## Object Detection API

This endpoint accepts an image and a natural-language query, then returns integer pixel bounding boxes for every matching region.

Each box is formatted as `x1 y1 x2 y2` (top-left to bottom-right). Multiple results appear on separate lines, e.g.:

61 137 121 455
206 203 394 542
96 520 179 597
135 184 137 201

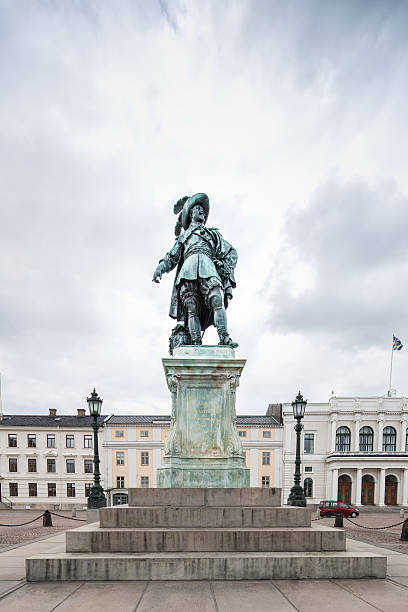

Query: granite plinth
157 345 249 488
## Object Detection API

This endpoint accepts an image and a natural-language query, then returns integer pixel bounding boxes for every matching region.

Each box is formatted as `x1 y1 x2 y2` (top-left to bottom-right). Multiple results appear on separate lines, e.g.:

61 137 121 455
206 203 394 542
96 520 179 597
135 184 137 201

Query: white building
0 409 106 509
283 396 408 507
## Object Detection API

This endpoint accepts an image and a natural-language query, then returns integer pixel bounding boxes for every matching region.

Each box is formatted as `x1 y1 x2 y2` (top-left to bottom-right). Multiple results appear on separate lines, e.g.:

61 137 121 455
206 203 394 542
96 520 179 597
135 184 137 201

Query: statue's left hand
152 266 162 283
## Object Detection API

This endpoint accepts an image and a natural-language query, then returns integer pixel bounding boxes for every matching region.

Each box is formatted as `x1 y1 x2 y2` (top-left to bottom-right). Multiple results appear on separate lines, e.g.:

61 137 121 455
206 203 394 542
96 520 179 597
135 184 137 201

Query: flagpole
388 336 394 397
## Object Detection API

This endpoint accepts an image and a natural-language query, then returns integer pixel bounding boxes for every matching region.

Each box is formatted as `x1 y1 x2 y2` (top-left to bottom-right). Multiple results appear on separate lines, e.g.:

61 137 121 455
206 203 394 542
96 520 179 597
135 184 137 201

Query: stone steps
128 487 281 507
66 525 345 553
99 505 311 528
26 551 386 581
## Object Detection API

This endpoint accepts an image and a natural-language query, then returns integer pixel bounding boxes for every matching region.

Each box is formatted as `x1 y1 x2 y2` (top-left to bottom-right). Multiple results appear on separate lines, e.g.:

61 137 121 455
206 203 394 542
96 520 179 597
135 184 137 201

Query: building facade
102 406 283 505
283 396 408 507
0 409 105 509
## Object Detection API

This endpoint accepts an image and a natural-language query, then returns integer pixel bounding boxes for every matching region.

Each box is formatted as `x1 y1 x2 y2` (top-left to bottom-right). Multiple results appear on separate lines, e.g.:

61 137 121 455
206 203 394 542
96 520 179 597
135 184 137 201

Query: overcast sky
1 0 408 416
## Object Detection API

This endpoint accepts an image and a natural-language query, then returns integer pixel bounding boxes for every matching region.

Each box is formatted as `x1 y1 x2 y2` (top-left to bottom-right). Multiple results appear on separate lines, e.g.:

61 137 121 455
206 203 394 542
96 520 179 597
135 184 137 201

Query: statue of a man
153 193 238 351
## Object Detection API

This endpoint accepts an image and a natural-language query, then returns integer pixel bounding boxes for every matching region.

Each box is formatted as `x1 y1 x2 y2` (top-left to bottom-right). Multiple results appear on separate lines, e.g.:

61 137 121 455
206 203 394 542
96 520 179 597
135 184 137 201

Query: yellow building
103 405 282 505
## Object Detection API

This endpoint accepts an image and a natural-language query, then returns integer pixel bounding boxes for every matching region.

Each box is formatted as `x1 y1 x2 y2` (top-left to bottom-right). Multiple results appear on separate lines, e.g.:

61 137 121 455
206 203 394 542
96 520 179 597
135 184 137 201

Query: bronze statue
153 193 238 353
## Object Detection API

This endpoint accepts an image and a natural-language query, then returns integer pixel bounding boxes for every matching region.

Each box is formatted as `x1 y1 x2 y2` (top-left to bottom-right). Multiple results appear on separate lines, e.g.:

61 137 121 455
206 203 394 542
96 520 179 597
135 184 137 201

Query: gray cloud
267 178 408 349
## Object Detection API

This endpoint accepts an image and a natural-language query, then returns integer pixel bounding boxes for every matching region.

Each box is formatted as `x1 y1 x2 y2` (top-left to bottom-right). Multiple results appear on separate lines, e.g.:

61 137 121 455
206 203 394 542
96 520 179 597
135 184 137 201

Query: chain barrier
0 513 46 527
345 516 408 530
49 512 86 522
0 511 87 527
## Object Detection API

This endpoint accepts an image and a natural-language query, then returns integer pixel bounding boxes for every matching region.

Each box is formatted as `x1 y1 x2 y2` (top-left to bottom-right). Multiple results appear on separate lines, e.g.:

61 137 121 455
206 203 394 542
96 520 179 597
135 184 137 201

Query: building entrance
385 475 398 505
361 475 375 505
338 474 352 504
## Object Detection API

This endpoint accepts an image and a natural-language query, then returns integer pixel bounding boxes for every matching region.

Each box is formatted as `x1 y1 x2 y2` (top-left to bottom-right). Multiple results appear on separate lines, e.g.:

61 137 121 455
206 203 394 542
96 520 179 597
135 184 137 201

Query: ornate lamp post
287 391 307 507
87 388 107 509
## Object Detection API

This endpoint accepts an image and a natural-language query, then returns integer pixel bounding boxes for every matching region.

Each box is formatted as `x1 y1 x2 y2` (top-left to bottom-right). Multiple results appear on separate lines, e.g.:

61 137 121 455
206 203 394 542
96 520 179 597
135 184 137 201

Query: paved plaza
0 524 407 611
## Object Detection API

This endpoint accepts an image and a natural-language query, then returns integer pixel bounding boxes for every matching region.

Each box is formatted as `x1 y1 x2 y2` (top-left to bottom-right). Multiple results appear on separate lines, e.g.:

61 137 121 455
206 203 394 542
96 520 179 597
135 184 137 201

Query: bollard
400 519 408 541
43 510 53 527
334 511 344 528
71 507 76 518
400 508 405 519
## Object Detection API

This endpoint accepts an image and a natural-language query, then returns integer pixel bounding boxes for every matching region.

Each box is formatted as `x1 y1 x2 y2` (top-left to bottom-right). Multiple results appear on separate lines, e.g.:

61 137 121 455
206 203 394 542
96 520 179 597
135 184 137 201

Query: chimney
77 408 86 417
49 408 57 417
265 403 282 424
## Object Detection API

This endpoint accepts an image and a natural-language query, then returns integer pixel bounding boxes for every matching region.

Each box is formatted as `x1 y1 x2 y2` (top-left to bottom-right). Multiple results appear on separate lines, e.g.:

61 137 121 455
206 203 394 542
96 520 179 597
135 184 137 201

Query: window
47 434 55 448
305 466 312 473
141 452 149 465
28 458 37 473
84 434 92 448
66 435 75 448
9 458 17 472
242 451 246 463
27 434 36 448
140 476 149 488
85 483 92 497
9 483 18 496
48 483 56 497
304 433 315 454
261 476 270 488
383 426 397 452
8 434 17 447
406 427 408 452
29 483 37 497
84 460 93 473
238 430 247 437
140 430 149 437
67 483 75 497
336 426 351 452
359 426 374 452
47 458 56 473
117 476 125 489
262 451 270 465
115 430 124 438
66 459 75 473
116 452 125 465
304 477 313 497
263 431 271 438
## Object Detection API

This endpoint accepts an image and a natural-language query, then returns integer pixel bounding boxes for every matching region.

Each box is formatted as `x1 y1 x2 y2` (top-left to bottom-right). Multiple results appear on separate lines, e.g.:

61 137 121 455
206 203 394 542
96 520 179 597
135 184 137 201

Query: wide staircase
26 488 386 581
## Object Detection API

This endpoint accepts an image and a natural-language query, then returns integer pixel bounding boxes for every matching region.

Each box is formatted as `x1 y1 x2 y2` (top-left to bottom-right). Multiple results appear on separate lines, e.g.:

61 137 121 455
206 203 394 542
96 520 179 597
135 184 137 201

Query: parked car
319 500 359 518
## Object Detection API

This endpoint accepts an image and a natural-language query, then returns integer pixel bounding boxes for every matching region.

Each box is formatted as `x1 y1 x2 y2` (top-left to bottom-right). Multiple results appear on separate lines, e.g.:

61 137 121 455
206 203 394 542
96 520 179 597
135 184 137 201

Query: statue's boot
214 305 238 348
187 313 202 345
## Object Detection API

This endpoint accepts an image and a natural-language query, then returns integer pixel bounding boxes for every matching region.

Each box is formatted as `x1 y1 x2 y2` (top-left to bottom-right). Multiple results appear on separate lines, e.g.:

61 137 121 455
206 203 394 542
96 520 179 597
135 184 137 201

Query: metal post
287 417 307 507
87 414 107 509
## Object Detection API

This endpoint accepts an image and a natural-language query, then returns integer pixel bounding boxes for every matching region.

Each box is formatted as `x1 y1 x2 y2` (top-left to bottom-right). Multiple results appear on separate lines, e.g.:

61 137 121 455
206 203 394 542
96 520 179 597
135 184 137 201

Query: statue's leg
208 287 238 348
180 282 202 345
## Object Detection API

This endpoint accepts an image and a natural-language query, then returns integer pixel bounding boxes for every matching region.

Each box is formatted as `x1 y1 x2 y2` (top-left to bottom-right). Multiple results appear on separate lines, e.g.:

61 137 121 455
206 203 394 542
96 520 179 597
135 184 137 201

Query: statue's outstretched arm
152 240 181 283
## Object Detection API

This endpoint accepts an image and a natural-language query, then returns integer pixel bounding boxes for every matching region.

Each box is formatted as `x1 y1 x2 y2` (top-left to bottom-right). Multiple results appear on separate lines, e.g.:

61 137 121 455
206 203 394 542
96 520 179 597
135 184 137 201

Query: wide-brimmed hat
181 193 210 230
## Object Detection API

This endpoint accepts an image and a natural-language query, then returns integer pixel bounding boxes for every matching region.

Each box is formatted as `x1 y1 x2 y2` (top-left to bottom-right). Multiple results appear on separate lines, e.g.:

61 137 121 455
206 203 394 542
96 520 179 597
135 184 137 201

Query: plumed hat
173 193 210 236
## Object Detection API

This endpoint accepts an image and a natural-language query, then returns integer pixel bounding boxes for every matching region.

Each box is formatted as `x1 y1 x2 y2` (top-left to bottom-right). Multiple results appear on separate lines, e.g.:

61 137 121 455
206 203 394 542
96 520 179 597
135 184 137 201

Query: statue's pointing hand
152 264 163 283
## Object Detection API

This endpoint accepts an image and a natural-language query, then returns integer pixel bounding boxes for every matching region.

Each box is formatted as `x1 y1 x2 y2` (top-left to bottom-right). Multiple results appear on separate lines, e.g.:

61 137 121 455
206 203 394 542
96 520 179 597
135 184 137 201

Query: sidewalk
0 529 407 611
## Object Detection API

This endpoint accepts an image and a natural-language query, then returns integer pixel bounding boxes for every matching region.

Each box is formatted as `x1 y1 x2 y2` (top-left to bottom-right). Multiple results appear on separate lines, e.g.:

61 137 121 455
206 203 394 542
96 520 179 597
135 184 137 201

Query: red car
319 500 359 518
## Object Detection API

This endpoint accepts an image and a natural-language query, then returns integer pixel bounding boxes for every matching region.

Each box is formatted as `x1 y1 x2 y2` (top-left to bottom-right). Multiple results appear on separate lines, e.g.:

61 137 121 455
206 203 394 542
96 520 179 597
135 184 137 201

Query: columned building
283 396 408 507
102 406 283 504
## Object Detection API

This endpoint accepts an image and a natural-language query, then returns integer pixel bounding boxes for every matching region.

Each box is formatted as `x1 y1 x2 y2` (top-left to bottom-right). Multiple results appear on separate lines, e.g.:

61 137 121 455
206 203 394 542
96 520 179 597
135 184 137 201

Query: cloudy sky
1 0 408 416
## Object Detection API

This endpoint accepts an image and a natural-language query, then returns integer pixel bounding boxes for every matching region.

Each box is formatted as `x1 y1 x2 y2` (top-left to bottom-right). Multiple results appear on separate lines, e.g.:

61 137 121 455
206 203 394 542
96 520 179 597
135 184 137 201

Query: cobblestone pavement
0 510 87 549
318 511 408 552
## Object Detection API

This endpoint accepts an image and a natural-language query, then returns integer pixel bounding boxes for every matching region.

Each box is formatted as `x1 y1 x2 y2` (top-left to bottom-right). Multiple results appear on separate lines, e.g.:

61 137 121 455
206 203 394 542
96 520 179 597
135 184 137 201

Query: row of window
7 458 94 474
302 427 408 454
238 430 272 438
116 451 150 465
335 426 407 452
8 482 92 497
114 430 149 437
7 434 93 449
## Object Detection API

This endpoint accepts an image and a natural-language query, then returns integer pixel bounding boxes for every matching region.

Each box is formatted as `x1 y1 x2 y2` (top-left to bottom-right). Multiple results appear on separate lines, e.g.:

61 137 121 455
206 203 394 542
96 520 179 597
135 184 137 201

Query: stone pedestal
157 345 249 488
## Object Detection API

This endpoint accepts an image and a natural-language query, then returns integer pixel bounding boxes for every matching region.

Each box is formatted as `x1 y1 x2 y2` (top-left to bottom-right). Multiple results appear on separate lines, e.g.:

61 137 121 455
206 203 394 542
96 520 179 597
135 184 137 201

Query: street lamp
87 388 107 509
287 391 307 507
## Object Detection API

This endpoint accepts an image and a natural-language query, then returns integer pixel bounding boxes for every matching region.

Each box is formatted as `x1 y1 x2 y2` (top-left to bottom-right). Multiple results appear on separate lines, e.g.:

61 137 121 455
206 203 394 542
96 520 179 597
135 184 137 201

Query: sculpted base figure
153 193 238 353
